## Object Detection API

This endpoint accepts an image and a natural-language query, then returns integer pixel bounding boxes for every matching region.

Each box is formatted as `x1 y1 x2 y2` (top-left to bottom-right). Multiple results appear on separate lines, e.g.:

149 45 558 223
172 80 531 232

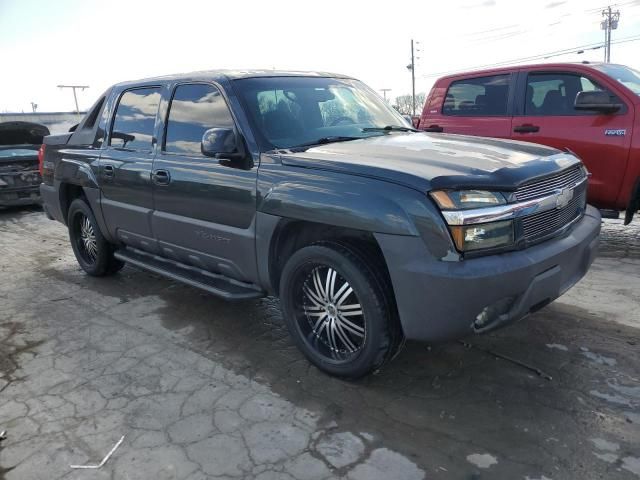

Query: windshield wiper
288 136 363 150
362 125 419 133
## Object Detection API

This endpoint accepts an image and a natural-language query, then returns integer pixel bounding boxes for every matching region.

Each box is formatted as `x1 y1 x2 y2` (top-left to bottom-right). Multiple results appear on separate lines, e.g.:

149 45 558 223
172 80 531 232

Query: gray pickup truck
40 70 600 378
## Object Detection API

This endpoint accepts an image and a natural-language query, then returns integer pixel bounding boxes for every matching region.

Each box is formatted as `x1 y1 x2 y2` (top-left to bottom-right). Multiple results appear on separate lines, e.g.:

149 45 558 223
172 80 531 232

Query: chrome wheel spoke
336 286 353 307
327 319 339 352
338 314 365 337
303 285 325 308
339 309 363 317
312 268 327 301
313 314 328 332
333 320 357 352
326 268 337 301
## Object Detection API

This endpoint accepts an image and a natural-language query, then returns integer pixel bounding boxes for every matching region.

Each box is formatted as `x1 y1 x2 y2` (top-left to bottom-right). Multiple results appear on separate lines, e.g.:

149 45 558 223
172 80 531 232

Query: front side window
525 73 619 116
233 76 408 150
443 75 510 116
110 87 161 150
593 64 640 96
164 83 235 155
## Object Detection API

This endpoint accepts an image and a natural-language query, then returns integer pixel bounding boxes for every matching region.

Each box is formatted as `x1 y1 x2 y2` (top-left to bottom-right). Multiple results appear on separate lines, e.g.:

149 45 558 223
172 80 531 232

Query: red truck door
420 73 514 138
511 69 633 209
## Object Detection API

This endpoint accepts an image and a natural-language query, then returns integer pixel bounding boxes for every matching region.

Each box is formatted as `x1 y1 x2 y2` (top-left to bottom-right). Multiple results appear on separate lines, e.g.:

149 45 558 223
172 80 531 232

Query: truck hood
278 133 579 191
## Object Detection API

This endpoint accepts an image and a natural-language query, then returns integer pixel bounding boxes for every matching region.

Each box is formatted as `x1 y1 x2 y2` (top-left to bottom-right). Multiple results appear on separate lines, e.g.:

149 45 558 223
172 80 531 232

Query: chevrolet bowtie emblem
555 187 574 209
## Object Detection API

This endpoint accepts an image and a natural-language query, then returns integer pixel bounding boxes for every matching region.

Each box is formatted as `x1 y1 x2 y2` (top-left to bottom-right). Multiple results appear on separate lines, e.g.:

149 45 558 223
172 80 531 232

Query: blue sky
1 0 639 112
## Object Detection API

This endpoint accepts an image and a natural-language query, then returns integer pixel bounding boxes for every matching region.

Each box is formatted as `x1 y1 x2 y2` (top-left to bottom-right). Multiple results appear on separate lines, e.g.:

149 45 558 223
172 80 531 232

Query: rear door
420 73 514 138
99 86 161 252
511 69 633 208
151 82 258 282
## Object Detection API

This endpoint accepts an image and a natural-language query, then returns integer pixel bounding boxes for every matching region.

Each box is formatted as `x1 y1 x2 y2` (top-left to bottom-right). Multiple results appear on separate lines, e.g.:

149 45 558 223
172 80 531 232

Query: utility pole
601 6 620 63
57 85 89 119
379 88 391 102
406 39 416 116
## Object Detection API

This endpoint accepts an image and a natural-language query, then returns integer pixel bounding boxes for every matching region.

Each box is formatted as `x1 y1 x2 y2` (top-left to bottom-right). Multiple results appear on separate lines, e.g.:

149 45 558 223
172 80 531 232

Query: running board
114 247 265 301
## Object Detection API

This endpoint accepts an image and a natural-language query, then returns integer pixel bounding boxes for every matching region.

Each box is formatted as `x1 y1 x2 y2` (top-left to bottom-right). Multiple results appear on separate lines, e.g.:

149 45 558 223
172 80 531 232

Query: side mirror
574 91 622 113
201 128 243 160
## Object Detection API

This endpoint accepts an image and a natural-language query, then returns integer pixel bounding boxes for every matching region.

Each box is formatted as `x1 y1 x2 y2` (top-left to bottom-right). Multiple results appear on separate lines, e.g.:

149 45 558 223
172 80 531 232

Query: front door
99 86 161 252
511 70 633 208
422 73 514 138
151 82 258 282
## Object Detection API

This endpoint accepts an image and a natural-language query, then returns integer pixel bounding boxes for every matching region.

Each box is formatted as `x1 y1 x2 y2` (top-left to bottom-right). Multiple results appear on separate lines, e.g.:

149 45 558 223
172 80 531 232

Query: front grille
521 188 587 242
515 165 585 201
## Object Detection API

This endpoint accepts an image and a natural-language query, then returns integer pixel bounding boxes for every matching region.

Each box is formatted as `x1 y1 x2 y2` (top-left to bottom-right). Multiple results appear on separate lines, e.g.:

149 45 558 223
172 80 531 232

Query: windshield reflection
233 77 409 150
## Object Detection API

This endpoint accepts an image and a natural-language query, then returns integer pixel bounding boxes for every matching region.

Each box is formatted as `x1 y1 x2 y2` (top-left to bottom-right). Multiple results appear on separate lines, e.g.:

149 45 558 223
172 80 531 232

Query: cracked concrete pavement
0 207 639 479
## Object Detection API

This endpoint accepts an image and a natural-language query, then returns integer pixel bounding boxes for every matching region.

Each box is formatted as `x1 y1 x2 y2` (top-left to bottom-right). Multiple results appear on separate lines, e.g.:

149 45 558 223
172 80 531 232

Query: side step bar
114 247 265 301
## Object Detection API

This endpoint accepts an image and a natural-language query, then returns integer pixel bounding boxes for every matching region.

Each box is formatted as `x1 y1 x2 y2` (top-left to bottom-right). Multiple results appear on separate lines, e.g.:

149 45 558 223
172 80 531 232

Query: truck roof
113 69 353 88
436 62 621 81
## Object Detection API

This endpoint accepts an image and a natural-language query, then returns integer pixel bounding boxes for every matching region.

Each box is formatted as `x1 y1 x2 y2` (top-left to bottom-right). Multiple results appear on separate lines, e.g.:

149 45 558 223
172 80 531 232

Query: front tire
67 198 124 276
279 243 400 379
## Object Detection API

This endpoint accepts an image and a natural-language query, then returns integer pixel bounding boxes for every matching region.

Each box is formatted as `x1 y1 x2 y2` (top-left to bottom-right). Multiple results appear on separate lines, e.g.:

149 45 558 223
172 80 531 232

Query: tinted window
233 76 406 150
443 75 510 116
83 97 105 130
110 87 161 150
525 73 618 116
164 84 234 155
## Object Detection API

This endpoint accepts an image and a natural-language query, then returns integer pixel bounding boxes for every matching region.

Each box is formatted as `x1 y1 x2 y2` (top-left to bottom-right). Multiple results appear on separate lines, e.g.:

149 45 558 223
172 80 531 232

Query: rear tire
279 242 401 379
67 198 124 276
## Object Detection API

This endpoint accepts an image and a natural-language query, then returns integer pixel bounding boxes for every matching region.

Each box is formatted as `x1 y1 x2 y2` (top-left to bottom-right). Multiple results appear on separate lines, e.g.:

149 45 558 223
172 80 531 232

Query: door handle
423 125 444 133
152 169 171 185
513 124 540 133
103 165 114 178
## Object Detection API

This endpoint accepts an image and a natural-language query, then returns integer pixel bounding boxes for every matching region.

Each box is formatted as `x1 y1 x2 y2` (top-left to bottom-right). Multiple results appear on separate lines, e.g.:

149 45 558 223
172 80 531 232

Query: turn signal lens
449 220 514 252
430 190 507 210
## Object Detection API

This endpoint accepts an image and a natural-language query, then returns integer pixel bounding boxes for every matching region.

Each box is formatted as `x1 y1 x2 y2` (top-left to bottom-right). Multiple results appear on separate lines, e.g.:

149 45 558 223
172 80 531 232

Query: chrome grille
516 165 585 201
521 188 587 242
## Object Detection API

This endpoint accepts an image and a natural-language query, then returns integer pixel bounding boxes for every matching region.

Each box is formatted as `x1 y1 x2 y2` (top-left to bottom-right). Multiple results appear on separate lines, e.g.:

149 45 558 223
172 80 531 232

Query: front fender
259 171 428 236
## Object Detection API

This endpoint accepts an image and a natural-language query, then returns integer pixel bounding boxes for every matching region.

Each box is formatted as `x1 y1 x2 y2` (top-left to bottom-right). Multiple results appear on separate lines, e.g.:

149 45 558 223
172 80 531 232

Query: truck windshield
233 76 410 150
593 64 640 96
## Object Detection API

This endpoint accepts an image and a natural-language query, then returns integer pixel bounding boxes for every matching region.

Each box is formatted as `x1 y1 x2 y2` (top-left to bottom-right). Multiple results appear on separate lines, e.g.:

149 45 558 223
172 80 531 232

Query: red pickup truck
418 62 640 223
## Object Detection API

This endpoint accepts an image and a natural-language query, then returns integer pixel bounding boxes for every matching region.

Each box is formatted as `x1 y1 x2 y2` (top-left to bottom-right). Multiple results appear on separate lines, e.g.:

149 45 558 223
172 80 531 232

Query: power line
420 34 640 78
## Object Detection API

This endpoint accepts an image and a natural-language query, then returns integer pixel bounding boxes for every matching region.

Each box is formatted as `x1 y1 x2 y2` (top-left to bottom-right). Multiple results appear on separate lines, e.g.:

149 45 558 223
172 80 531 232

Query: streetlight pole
409 39 416 116
57 85 89 119
379 88 391 102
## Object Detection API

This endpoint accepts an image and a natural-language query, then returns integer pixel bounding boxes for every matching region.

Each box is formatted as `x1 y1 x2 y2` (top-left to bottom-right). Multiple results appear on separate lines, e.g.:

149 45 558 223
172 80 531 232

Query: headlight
449 220 514 252
430 190 514 252
430 190 507 210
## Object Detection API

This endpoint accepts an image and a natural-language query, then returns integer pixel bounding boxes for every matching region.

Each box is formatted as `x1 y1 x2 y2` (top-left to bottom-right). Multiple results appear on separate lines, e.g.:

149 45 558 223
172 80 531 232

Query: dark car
40 70 600 378
0 121 49 207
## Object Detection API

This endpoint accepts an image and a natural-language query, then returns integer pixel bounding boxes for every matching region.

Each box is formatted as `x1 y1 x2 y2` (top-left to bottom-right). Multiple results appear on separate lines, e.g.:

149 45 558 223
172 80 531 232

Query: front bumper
376 205 601 342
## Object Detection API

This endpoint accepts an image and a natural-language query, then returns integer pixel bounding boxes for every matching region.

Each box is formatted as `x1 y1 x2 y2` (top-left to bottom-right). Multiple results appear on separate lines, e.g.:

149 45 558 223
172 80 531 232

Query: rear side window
110 87 161 150
164 83 235 155
525 73 618 116
443 75 510 116
83 97 105 130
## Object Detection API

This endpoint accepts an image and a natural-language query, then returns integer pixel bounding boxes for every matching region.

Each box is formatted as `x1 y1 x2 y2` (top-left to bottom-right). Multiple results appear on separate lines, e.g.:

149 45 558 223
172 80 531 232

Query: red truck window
525 73 620 116
443 75 509 116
